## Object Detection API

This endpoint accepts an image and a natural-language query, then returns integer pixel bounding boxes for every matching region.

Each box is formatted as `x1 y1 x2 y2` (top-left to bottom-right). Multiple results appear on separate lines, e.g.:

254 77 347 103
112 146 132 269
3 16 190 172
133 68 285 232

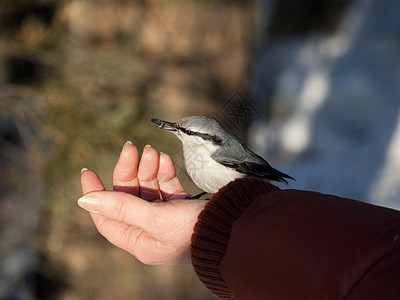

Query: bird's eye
186 130 192 135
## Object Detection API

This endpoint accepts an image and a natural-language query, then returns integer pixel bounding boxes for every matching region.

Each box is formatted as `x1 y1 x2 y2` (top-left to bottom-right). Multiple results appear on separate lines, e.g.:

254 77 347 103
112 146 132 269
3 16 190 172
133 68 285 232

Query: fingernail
144 144 152 150
77 193 100 213
81 167 88 174
124 140 133 146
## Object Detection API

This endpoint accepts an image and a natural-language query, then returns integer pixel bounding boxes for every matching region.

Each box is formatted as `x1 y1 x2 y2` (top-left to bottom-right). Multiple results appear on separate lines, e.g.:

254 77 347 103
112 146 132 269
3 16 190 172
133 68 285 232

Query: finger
137 145 160 201
158 153 190 200
88 213 155 260
113 142 140 195
77 190 152 231
81 169 106 194
77 191 207 265
89 216 166 265
77 190 171 264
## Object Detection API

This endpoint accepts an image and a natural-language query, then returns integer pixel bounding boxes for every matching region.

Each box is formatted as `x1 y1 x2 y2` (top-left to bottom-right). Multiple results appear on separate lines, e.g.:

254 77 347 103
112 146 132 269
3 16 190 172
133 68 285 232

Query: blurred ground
3 0 398 299
0 0 254 299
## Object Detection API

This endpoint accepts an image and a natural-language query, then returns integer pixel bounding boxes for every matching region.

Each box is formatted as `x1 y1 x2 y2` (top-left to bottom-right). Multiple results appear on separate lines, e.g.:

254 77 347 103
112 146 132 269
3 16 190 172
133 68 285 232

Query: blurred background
1 0 399 299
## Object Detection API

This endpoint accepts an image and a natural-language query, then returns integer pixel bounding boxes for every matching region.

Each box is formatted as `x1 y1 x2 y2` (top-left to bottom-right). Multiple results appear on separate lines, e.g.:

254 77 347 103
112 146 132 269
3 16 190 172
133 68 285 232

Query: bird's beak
151 118 178 132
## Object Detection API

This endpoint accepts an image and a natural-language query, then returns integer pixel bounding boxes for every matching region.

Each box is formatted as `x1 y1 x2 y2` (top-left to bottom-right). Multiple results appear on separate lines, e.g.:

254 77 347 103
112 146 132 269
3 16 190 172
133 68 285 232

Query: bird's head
151 116 224 147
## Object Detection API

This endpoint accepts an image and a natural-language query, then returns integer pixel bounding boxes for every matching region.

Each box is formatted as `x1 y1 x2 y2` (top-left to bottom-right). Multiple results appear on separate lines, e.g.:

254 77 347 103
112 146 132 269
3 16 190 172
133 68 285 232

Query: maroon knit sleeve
190 178 280 299
191 178 400 300
218 190 400 299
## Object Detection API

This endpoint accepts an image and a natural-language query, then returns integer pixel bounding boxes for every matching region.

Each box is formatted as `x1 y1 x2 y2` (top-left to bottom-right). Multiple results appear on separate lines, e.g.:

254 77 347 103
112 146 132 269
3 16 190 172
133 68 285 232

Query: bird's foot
185 191 208 199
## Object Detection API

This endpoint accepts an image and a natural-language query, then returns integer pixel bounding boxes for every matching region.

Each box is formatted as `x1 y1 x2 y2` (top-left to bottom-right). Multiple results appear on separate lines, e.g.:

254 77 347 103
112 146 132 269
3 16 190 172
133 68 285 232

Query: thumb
77 190 152 229
78 190 160 262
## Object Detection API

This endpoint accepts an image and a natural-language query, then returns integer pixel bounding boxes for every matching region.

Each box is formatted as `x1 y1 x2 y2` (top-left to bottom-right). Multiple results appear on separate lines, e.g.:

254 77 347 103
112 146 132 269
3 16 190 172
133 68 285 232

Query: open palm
79 142 207 264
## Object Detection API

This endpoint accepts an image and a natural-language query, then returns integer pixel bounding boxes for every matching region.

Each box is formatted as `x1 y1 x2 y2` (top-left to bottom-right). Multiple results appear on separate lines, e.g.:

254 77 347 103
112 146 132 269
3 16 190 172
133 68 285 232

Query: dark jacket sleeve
191 177 400 300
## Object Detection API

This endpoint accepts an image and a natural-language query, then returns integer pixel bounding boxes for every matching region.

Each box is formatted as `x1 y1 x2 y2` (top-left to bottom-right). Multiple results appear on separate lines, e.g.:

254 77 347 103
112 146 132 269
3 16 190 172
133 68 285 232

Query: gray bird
151 116 294 195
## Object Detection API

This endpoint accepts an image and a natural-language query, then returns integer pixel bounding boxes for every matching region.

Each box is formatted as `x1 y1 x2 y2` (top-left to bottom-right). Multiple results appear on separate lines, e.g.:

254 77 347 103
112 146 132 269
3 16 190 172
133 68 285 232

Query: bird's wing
213 155 273 176
212 152 293 185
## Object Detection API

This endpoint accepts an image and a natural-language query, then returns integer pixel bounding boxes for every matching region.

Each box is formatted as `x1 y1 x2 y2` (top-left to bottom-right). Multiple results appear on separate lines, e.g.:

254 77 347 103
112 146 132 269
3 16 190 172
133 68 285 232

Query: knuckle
111 194 128 222
129 235 158 265
95 215 109 233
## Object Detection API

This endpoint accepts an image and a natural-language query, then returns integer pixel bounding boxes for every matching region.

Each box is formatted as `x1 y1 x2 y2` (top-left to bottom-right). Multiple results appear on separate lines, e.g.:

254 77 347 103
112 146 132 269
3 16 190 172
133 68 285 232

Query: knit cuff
191 177 280 299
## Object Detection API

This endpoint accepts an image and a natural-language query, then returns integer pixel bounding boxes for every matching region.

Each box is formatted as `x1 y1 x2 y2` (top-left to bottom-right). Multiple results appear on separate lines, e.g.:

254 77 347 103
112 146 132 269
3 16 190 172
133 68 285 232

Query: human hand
78 142 207 264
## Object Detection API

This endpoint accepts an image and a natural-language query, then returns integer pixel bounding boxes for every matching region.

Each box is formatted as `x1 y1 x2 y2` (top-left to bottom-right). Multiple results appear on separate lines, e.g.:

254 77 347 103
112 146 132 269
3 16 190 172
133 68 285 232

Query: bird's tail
267 169 295 185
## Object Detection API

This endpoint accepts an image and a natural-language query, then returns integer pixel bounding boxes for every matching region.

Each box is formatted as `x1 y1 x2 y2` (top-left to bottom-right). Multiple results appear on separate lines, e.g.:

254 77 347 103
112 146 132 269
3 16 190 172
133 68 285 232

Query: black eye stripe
177 126 222 145
177 126 190 135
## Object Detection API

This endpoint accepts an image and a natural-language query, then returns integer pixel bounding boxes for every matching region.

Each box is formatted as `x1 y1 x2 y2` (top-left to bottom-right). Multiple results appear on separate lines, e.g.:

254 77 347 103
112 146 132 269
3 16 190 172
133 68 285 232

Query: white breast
179 135 246 193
